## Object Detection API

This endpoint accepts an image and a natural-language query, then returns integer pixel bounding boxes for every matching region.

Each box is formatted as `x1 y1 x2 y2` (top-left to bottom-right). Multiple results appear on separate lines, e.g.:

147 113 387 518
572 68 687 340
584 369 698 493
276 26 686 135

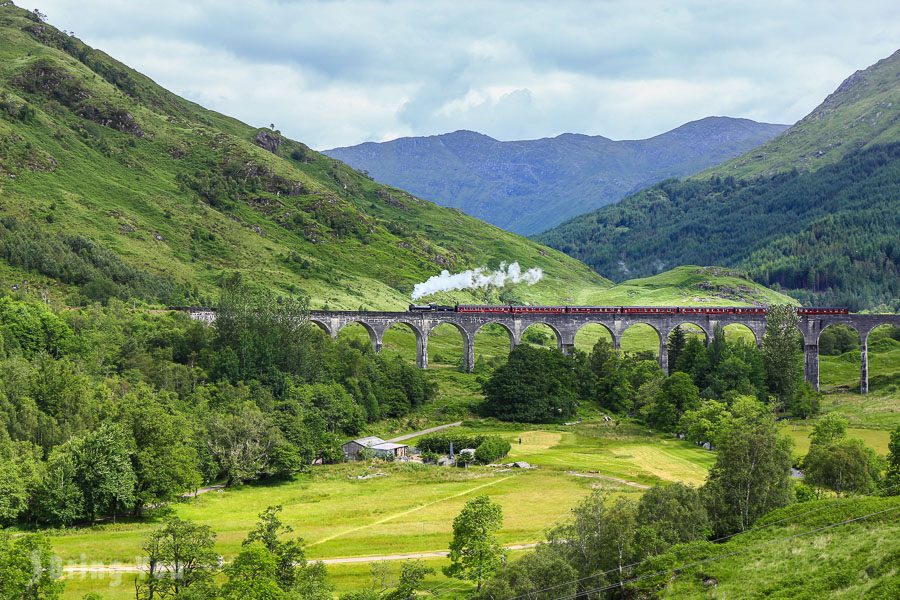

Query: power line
505 483 900 600
502 498 831 600
550 504 900 600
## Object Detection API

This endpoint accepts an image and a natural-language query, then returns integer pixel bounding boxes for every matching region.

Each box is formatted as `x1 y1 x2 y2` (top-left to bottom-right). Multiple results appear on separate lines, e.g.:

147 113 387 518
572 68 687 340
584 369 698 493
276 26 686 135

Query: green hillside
639 496 900 598
711 50 900 178
537 51 900 310
0 2 610 310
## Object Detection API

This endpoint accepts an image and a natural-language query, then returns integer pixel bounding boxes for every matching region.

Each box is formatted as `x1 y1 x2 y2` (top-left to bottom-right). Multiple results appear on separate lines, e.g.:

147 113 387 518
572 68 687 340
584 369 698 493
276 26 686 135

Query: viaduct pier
182 308 899 394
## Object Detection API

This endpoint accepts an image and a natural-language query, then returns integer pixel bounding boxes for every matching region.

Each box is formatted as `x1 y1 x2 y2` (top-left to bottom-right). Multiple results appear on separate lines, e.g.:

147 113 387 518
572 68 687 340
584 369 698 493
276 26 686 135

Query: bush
474 437 512 464
419 451 439 464
416 433 510 464
417 433 489 454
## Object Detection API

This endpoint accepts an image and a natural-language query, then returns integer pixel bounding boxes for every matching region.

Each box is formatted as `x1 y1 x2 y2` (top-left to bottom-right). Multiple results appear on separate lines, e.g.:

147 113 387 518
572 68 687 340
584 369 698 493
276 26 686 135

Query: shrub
417 433 488 454
474 437 511 464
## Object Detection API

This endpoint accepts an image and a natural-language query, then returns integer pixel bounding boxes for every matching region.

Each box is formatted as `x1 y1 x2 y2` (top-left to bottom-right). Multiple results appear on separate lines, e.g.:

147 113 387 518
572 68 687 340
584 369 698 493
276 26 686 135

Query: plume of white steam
411 262 543 300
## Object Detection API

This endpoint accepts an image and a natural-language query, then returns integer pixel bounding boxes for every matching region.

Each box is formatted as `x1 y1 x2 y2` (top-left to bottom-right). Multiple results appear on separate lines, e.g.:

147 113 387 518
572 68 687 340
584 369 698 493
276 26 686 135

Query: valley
47 327 900 600
45 318 900 599
0 3 897 600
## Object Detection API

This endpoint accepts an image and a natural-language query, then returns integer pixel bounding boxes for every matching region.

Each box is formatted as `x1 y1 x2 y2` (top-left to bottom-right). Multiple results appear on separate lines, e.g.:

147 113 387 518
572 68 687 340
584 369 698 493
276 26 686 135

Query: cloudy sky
25 0 900 150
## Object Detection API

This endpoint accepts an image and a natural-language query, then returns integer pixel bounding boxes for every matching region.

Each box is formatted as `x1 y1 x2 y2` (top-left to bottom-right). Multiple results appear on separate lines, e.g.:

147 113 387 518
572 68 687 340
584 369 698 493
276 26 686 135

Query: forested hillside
540 143 900 310
538 50 900 310
0 2 607 310
324 118 787 235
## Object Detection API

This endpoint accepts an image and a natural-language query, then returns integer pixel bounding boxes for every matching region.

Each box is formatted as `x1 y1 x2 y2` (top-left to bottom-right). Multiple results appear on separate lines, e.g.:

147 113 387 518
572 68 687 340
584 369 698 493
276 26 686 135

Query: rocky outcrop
253 129 282 154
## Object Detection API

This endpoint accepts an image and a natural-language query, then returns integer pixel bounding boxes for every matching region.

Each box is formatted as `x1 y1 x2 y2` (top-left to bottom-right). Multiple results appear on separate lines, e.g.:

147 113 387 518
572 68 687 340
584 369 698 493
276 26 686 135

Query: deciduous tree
804 438 881 496
702 417 793 537
644 372 700 432
137 517 218 600
445 495 505 591
0 532 63 600
634 483 710 557
482 346 579 423
72 423 136 522
809 413 848 447
884 425 900 495
762 305 804 410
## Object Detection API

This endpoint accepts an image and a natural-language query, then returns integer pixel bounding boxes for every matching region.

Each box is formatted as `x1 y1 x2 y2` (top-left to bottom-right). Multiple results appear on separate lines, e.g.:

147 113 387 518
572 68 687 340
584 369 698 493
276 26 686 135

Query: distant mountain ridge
324 117 788 235
536 50 900 311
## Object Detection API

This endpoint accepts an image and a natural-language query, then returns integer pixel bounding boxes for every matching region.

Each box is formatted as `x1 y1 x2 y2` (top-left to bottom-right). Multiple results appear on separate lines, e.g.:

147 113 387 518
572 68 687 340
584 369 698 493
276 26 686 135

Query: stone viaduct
180 308 899 394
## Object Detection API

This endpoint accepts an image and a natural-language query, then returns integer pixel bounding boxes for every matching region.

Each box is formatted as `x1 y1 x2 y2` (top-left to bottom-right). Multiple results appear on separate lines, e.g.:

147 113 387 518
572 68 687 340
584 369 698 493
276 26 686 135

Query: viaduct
183 308 899 394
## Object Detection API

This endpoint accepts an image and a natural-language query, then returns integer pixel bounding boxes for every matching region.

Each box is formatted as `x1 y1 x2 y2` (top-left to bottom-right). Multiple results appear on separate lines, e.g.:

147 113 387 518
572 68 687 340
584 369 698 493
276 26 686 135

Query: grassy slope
0 4 804 312
708 50 900 179
536 51 900 309
0 2 609 309
654 496 900 599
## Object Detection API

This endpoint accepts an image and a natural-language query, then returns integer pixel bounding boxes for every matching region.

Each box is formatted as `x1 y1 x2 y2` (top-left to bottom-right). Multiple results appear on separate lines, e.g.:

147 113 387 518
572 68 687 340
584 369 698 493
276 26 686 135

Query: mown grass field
51 417 717 599
50 421 713 563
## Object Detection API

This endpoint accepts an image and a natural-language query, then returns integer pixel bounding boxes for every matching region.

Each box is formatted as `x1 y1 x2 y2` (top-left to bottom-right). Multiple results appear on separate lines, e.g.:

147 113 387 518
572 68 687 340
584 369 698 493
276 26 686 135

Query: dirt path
182 484 226 498
566 471 650 489
61 542 540 573
388 421 462 443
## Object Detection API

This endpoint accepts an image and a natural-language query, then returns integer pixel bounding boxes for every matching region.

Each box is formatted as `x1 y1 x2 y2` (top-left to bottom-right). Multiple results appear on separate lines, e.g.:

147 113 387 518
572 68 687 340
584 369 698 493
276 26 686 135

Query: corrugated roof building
342 436 409 460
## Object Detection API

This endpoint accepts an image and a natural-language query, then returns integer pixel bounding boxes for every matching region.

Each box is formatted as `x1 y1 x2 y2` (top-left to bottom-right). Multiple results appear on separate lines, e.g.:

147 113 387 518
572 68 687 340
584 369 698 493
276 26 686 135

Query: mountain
323 117 788 235
537 50 900 311
0 2 613 310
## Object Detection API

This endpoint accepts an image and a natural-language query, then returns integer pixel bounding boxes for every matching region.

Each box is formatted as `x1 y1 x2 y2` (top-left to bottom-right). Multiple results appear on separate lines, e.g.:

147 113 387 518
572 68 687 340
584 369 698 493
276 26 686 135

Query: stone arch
519 321 563 349
475 321 516 352
862 323 900 394
670 321 711 344
337 320 379 352
863 322 898 345
666 322 711 375
309 318 333 338
816 322 862 393
816 322 861 349
721 322 760 346
382 320 428 369
620 322 666 373
619 322 663 352
573 321 617 352
427 321 471 370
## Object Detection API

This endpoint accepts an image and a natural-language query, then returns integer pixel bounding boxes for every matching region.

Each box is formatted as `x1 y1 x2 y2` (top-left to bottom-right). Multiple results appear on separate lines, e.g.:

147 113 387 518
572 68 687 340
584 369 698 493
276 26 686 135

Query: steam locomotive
407 304 849 315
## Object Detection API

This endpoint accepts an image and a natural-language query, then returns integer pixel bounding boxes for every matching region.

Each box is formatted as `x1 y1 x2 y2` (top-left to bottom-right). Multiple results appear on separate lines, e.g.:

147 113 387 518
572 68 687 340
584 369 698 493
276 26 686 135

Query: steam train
408 304 849 316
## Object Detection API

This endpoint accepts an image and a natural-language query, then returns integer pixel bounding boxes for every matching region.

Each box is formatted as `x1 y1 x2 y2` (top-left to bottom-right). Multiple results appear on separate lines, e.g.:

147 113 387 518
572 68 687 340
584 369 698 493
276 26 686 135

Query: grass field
49 419 716 599
778 423 892 457
50 421 713 562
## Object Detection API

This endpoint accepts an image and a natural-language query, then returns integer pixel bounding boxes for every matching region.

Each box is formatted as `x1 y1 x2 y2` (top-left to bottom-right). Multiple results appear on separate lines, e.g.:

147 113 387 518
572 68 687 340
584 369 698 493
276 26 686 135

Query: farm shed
342 436 409 460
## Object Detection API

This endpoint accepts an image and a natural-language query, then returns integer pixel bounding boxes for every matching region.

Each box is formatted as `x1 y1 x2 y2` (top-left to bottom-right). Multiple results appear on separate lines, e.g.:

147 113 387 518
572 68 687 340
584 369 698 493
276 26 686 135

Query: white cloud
22 0 900 149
